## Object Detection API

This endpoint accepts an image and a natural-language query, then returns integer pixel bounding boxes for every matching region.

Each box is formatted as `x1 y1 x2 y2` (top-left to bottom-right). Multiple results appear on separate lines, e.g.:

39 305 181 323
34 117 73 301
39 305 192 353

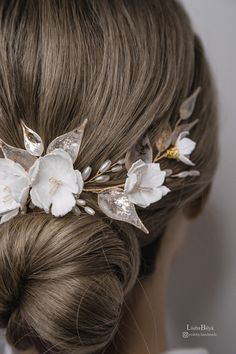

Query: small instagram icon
182 331 189 339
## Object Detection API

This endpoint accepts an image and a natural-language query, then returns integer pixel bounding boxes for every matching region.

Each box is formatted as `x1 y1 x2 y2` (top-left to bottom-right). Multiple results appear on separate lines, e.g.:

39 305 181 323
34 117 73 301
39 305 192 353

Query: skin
116 210 190 354
14 210 190 354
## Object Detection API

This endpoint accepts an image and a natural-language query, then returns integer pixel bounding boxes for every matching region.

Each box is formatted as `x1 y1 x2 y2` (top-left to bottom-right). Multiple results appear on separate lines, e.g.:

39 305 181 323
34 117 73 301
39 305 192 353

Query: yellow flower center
165 147 180 160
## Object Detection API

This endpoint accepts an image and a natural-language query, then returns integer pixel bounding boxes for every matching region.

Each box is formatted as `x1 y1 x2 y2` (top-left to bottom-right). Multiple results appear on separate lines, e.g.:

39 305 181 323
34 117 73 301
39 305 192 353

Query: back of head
0 0 218 353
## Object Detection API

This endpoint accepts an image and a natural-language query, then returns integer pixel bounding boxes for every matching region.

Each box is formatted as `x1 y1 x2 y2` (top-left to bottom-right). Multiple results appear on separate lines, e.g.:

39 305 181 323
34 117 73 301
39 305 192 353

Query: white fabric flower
0 159 30 224
124 159 170 208
175 131 196 166
29 149 84 217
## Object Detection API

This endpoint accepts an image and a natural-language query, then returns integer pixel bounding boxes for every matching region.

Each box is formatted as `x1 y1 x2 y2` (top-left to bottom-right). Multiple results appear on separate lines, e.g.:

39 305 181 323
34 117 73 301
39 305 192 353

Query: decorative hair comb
0 88 201 233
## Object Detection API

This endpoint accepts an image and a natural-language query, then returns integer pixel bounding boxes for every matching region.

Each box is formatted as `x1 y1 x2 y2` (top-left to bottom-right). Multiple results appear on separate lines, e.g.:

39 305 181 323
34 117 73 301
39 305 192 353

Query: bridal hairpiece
0 88 201 233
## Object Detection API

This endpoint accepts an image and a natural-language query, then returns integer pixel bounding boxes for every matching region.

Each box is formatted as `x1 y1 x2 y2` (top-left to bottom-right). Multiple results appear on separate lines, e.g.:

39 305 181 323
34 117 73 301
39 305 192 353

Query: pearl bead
94 175 110 183
117 158 126 165
82 166 92 181
84 206 95 215
99 160 112 173
76 199 86 206
111 165 123 172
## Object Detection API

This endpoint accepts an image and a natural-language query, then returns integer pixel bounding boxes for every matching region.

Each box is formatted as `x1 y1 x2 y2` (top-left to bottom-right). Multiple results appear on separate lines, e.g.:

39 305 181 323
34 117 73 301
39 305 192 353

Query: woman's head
0 0 218 353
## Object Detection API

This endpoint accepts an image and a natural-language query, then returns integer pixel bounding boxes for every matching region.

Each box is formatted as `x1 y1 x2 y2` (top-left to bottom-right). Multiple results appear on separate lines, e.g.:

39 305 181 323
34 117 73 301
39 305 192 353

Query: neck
115 211 189 354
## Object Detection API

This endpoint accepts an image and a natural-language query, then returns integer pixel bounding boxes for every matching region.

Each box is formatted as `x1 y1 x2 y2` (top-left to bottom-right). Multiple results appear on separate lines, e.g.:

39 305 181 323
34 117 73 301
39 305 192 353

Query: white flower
175 131 196 166
0 159 30 224
124 159 170 208
29 149 84 217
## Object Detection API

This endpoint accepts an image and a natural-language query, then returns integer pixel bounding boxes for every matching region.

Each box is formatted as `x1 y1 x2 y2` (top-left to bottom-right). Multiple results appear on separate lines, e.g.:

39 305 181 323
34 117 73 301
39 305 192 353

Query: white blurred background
167 1 236 354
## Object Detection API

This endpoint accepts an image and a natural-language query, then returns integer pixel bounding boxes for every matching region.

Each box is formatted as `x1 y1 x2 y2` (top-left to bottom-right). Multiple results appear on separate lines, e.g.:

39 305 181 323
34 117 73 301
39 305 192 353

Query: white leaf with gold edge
172 119 199 144
179 87 201 120
125 134 153 170
47 119 88 163
98 188 149 234
155 121 172 154
21 120 44 156
0 139 37 171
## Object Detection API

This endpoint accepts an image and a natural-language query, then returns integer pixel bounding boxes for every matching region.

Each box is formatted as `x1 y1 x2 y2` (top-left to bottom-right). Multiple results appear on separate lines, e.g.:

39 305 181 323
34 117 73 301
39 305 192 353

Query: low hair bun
0 213 140 353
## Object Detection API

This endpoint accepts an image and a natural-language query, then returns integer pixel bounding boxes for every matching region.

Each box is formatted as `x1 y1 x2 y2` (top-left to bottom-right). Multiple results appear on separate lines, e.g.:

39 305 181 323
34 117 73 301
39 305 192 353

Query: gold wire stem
83 183 125 194
175 117 182 128
153 153 166 163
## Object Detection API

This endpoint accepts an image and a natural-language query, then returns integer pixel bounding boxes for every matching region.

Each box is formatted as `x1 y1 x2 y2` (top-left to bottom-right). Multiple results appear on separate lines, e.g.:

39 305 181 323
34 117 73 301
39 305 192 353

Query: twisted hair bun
0 214 140 352
0 0 217 353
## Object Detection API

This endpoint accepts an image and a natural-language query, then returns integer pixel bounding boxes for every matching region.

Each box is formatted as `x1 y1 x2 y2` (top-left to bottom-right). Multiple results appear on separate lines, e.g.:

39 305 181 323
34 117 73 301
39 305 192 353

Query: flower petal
176 131 190 143
179 155 195 166
38 149 74 180
0 208 19 224
17 186 30 208
0 157 28 178
124 174 138 194
0 185 20 213
159 185 171 197
30 188 43 210
47 148 73 162
0 158 29 214
128 186 166 208
75 170 84 195
126 189 152 208
51 187 76 217
10 177 30 201
28 158 40 184
141 163 165 188
127 159 146 176
30 184 52 212
177 137 196 156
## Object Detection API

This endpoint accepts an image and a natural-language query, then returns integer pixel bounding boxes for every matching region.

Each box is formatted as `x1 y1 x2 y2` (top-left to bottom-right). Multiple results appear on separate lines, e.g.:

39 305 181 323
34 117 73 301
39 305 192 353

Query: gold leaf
172 119 199 144
98 188 149 234
0 139 37 171
155 122 172 154
179 87 201 120
47 119 88 163
125 134 153 170
21 120 44 156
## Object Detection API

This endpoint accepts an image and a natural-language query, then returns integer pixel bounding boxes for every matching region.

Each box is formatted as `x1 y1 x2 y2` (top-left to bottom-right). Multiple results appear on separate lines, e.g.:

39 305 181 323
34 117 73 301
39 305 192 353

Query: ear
184 183 212 219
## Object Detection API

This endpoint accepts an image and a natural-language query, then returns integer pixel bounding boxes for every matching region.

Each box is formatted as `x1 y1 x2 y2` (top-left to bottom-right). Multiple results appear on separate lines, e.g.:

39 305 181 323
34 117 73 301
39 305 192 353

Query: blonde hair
0 0 218 353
